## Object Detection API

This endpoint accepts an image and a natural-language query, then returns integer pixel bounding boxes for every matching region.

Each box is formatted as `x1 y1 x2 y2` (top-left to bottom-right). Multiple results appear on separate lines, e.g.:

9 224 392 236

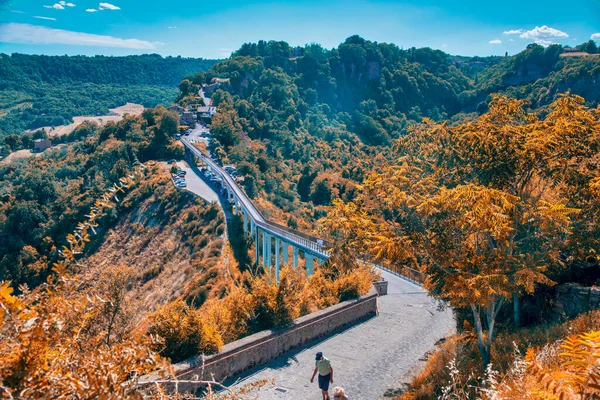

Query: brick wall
555 283 600 319
170 289 377 388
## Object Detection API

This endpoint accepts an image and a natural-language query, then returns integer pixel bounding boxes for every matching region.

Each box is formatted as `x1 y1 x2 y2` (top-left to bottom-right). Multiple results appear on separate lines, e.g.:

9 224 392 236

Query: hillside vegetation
0 106 184 288
0 54 218 135
182 37 600 233
474 43 600 109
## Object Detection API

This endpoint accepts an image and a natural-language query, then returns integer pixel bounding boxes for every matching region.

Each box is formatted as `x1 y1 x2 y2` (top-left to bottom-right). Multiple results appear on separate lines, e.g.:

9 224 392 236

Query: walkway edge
151 288 378 391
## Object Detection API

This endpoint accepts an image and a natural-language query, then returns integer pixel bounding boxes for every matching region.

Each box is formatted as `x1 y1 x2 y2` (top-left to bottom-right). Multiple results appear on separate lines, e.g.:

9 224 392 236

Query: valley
1 30 600 399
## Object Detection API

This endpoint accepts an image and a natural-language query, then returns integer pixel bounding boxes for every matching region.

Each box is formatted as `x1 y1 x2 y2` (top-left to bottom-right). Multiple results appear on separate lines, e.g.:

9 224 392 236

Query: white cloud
592 33 600 40
58 1 76 6
489 39 502 44
86 8 98 12
519 25 568 41
0 23 159 50
509 38 514 42
33 16 57 20
9 10 27 14
44 4 65 9
503 29 522 35
168 26 177 29
98 2 120 10
442 44 448 47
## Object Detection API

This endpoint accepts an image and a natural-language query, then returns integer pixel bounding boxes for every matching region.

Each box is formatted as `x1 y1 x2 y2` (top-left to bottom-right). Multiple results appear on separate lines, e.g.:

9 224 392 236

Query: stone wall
555 283 600 319
171 288 377 388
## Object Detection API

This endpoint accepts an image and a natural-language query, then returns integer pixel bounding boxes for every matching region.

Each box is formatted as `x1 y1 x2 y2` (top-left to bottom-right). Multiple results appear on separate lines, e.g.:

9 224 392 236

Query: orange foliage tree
324 94 600 368
0 164 174 398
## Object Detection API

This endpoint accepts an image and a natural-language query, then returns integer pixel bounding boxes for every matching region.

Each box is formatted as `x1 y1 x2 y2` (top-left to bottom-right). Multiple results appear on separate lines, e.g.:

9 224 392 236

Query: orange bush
147 300 223 363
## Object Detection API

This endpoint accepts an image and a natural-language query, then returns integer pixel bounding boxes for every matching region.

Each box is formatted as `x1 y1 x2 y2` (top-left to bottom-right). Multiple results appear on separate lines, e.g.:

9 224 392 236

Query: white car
177 181 187 188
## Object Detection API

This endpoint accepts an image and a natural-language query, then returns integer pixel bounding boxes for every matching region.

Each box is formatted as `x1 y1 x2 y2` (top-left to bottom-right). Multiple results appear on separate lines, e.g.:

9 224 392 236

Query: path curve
228 269 454 399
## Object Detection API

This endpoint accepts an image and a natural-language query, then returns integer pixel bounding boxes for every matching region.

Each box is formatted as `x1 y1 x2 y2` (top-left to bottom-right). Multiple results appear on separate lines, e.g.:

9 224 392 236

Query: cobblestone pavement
228 270 454 399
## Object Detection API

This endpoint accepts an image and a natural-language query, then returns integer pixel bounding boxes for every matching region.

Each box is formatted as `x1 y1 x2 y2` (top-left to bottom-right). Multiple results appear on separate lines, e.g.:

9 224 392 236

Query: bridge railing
184 139 428 284
374 263 427 285
183 139 328 253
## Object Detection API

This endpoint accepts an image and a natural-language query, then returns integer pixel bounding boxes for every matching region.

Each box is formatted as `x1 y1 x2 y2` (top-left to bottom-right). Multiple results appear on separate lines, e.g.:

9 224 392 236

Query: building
33 139 52 152
168 105 185 114
180 111 196 127
198 106 217 118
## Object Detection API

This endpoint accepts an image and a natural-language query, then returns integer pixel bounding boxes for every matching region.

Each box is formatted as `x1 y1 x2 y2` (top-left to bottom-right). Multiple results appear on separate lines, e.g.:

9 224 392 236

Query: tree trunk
470 296 505 370
513 293 520 327
470 304 491 369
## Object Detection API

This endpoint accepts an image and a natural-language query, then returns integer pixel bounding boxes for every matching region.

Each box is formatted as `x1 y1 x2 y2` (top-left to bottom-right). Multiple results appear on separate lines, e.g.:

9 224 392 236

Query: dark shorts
318 373 331 391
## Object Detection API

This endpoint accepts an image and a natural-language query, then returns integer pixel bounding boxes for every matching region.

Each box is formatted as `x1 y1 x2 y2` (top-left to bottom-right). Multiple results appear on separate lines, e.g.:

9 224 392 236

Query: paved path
228 270 454 399
177 161 220 204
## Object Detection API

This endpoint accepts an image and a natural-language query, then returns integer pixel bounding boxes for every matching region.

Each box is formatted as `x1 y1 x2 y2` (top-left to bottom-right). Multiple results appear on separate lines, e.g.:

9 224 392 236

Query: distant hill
473 43 600 110
0 54 219 135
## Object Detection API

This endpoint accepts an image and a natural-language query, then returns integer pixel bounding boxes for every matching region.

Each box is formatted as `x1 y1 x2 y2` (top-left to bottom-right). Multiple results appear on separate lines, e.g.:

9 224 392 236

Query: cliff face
476 47 600 108
82 170 229 326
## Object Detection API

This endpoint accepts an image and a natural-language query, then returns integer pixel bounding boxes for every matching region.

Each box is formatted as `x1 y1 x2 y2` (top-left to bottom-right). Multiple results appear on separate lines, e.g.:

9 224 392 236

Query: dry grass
397 309 600 399
34 103 144 137
82 169 228 327
560 52 599 58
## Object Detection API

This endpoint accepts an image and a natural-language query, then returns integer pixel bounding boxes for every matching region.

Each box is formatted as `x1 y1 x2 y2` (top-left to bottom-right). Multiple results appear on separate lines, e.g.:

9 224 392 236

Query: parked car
204 171 212 178
168 159 177 164
177 171 187 176
177 181 187 188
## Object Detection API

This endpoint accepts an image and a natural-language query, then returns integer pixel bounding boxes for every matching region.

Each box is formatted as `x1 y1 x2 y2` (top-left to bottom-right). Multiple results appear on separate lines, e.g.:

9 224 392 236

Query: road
175 160 220 204
186 124 211 145
178 104 454 399
228 269 454 399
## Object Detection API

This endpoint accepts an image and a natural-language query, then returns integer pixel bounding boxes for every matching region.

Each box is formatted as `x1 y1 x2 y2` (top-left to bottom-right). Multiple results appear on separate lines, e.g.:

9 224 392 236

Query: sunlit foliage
324 94 600 368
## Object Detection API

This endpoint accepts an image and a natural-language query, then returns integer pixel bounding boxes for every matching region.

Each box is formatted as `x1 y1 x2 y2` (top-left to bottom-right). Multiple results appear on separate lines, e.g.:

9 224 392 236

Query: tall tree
324 94 600 368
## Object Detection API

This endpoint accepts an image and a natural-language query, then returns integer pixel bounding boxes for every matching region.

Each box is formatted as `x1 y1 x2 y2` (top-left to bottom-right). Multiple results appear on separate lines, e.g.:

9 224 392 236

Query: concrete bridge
182 137 329 282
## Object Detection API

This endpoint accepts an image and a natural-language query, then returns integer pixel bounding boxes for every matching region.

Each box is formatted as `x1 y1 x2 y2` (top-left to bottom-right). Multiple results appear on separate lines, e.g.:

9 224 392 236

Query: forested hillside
0 106 184 287
474 43 600 110
0 54 218 135
183 37 600 233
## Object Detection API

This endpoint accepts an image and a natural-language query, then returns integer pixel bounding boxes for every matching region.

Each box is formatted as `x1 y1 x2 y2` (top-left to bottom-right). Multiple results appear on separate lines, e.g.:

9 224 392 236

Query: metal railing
182 137 426 283
183 138 328 257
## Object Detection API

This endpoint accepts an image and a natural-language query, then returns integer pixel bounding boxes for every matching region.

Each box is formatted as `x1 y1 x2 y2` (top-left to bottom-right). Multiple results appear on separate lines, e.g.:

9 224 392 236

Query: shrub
147 300 222 362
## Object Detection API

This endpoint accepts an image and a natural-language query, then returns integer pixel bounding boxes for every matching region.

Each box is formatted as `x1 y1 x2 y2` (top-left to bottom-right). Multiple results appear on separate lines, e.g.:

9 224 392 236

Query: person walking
310 351 334 400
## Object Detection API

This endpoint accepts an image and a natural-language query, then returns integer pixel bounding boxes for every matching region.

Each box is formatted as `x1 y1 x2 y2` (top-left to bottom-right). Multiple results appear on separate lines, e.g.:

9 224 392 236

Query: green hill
177 37 600 232
0 54 219 135
473 43 600 110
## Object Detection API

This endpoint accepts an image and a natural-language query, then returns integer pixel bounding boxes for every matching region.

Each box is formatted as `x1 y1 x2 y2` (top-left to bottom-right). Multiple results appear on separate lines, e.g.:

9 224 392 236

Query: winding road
177 97 454 398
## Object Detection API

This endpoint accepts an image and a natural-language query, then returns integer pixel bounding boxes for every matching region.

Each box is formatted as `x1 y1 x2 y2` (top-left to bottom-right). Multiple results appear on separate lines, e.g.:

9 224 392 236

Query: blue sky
0 0 598 58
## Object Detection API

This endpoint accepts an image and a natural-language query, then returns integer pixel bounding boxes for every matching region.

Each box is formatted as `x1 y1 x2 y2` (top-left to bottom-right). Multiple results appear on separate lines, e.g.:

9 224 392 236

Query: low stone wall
555 283 600 319
172 288 377 388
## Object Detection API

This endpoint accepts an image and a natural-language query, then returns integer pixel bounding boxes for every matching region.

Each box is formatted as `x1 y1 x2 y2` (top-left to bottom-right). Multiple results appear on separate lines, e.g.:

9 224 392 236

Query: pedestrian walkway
228 269 454 399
